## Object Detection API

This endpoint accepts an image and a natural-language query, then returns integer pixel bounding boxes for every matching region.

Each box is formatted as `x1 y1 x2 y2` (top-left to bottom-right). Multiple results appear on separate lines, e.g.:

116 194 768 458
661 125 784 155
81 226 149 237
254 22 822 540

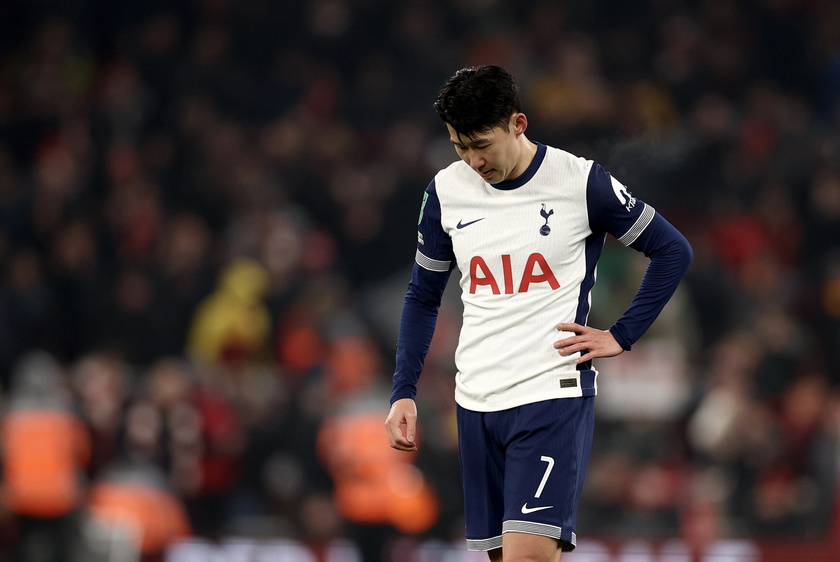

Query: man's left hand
554 322 624 363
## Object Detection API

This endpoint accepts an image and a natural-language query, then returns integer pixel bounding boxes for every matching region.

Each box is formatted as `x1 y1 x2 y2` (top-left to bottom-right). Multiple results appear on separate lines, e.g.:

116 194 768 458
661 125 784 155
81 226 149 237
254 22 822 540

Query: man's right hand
385 398 418 451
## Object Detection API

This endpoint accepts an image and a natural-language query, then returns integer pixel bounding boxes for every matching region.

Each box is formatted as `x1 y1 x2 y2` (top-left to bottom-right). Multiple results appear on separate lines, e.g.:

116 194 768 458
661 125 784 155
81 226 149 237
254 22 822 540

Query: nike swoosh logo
456 218 485 229
521 503 554 514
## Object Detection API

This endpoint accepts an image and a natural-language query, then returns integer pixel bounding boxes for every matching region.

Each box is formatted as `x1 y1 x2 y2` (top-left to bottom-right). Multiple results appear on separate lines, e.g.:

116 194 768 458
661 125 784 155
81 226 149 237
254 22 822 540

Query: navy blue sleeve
391 265 452 403
586 163 693 350
390 181 455 404
608 213 693 350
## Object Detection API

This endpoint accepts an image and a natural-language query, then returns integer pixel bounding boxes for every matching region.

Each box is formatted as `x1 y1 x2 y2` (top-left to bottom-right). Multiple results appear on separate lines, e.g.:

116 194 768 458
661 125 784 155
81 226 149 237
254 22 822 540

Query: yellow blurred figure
187 258 271 364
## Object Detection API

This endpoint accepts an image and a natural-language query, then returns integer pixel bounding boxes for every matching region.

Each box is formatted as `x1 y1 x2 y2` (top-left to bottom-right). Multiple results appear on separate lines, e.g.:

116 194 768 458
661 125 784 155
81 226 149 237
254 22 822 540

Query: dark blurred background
1 0 840 561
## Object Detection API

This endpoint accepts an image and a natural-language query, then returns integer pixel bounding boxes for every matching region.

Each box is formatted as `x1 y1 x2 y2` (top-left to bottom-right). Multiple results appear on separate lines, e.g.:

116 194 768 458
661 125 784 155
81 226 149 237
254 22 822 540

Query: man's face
446 115 524 184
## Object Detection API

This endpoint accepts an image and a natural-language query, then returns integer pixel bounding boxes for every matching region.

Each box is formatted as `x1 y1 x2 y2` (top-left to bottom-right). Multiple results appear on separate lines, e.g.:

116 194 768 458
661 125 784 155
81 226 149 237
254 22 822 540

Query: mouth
478 169 495 179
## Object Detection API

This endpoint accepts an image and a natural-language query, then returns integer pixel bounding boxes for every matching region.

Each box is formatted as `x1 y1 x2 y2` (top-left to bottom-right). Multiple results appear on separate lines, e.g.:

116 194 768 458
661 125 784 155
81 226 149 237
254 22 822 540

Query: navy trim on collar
490 142 546 191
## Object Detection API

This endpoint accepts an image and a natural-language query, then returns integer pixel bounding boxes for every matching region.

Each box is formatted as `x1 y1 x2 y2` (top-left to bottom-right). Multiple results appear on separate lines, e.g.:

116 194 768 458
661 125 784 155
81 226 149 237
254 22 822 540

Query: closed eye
452 142 490 151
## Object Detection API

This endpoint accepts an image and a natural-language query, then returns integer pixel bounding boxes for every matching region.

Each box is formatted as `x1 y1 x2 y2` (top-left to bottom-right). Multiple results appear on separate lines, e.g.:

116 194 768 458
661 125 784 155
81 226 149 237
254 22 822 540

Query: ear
512 113 528 136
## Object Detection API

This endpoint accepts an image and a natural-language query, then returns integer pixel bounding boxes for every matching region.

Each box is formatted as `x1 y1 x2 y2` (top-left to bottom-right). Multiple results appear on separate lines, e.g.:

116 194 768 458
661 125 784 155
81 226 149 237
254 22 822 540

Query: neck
513 136 537 178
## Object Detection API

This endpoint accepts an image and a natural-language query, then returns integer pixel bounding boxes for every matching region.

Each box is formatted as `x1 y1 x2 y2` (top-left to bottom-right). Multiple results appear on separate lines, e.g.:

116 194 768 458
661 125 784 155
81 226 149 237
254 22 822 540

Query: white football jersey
415 143 655 411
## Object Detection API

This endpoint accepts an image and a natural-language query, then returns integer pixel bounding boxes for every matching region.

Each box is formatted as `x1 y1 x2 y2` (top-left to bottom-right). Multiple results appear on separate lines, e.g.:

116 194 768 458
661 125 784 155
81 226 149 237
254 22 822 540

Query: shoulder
543 145 594 176
536 145 595 196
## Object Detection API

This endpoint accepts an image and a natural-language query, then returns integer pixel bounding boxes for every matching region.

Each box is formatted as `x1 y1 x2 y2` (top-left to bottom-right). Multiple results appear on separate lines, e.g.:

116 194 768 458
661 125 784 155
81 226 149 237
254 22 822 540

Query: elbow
646 233 694 273
679 235 694 273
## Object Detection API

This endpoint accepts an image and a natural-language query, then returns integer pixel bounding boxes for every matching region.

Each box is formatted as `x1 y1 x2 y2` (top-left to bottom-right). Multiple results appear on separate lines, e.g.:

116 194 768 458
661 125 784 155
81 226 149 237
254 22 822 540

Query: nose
467 149 485 170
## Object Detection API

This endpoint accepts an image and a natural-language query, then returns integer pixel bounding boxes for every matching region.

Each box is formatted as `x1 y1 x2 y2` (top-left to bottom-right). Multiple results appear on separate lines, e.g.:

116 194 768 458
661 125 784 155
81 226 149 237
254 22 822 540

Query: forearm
391 296 439 403
390 265 450 403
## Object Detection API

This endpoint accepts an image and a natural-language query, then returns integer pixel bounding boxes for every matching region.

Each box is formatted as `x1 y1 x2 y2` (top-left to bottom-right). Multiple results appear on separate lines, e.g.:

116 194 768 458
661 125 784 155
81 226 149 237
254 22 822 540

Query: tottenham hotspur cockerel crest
540 204 554 236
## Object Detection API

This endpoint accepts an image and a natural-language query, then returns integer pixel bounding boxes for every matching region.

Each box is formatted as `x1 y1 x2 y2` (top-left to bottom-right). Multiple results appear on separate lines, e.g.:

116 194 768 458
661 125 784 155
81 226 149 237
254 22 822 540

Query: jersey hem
454 369 598 412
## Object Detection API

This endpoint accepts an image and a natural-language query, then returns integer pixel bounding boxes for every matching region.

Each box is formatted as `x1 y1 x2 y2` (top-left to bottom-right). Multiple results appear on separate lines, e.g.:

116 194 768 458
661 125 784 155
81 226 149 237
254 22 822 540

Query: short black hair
433 65 522 139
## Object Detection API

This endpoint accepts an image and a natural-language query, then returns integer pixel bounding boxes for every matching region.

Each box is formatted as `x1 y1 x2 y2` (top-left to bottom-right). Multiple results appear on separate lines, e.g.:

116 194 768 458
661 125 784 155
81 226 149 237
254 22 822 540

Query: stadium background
1 0 840 560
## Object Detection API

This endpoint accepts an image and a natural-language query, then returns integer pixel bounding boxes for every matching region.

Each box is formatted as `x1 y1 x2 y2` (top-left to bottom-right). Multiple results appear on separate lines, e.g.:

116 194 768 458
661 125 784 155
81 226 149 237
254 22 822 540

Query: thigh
502 397 595 552
457 405 506 551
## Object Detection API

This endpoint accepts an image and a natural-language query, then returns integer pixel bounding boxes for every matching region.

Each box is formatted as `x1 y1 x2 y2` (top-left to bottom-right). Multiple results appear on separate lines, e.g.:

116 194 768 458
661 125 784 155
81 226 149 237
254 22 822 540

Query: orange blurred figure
86 463 191 562
0 351 92 562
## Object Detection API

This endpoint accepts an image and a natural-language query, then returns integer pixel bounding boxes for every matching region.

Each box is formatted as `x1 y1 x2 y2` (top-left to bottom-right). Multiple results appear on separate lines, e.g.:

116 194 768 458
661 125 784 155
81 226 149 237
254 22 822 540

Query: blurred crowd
2 0 840 560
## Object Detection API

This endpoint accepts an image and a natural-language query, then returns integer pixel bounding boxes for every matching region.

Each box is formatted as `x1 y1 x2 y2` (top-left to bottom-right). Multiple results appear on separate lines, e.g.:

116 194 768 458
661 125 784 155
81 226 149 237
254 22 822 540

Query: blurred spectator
122 357 244 539
0 351 91 562
86 461 191 562
316 335 439 562
71 351 132 478
186 258 271 366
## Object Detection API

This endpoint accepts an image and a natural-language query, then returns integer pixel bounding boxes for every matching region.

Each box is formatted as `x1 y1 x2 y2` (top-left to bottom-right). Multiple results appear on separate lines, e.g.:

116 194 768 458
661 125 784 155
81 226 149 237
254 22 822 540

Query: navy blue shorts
456 397 595 552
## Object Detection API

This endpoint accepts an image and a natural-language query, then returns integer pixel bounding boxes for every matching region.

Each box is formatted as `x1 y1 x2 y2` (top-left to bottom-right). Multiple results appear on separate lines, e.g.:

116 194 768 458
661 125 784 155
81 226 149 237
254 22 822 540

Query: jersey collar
490 142 546 191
